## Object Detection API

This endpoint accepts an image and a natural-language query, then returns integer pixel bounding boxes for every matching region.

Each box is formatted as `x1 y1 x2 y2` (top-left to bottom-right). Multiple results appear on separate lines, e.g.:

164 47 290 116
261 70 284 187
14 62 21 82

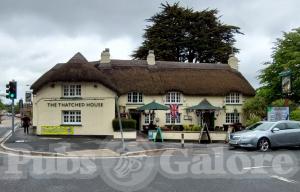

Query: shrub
271 99 297 111
192 125 202 131
112 118 136 132
290 109 300 121
245 115 261 127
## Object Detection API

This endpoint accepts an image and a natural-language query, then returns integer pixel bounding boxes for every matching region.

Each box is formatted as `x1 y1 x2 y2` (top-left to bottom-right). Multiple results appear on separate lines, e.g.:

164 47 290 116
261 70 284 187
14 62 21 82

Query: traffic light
5 81 17 99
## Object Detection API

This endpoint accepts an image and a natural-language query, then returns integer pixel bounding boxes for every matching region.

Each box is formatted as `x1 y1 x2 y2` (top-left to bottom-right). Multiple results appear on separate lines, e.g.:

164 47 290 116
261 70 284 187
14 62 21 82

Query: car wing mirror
272 127 280 132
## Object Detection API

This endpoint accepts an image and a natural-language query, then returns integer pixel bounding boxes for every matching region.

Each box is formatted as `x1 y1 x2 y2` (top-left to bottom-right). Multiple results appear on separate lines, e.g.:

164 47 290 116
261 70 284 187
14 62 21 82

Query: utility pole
11 98 15 140
115 96 125 152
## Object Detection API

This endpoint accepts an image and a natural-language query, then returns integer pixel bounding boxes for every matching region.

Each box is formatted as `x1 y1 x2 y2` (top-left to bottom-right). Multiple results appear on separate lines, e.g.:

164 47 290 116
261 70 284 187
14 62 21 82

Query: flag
170 104 179 119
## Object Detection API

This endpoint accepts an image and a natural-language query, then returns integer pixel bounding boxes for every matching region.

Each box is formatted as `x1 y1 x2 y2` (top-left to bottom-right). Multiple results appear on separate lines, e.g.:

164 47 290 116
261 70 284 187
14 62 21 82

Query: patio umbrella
137 101 169 111
186 99 221 111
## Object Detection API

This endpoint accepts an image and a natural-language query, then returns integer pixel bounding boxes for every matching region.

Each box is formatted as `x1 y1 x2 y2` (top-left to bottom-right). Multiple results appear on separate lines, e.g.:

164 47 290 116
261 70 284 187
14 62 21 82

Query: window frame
144 113 155 124
165 113 181 125
127 92 143 103
63 84 81 97
225 113 240 124
62 110 81 125
165 92 181 104
225 92 241 104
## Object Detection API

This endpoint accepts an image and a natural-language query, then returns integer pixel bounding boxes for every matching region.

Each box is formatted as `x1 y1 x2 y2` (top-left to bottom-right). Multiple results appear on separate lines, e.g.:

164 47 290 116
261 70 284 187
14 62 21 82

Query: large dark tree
132 2 242 63
258 28 300 104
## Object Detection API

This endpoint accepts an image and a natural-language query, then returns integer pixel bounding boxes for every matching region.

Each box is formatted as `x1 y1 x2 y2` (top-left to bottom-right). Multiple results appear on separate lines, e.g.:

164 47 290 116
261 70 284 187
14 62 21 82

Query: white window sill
61 96 82 99
61 124 82 126
224 123 240 125
224 103 242 105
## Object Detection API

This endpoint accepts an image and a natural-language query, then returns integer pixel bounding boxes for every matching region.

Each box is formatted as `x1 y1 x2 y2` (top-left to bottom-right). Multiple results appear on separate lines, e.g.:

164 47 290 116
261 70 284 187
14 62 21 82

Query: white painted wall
33 82 116 135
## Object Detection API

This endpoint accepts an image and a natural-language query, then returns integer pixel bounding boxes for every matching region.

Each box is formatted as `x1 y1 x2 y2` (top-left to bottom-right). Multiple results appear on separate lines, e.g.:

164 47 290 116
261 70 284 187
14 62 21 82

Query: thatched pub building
31 49 255 136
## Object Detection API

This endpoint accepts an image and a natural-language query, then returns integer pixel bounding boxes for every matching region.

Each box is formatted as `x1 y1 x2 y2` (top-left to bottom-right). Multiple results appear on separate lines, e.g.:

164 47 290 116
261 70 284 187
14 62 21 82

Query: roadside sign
25 91 32 103
267 107 289 122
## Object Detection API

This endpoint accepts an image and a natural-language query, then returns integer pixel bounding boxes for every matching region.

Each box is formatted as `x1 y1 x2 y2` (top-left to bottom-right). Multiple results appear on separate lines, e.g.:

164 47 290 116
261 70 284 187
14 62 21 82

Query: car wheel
257 138 270 152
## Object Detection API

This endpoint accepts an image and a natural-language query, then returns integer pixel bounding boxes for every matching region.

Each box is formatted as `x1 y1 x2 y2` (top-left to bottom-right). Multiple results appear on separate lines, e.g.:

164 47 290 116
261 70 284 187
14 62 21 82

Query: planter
148 131 227 141
113 131 136 140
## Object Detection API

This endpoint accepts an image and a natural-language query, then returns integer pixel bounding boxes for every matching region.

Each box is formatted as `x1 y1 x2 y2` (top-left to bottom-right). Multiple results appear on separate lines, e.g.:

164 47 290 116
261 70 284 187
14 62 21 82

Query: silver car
229 120 300 151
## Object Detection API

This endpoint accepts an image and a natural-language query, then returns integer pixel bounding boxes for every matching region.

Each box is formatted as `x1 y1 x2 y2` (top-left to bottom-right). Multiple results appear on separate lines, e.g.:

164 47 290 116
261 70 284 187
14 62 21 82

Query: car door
269 123 291 146
286 122 300 145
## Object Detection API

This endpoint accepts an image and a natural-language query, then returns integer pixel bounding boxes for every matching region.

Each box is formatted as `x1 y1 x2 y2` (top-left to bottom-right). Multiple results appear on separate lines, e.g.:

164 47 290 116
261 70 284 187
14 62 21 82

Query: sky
0 0 300 103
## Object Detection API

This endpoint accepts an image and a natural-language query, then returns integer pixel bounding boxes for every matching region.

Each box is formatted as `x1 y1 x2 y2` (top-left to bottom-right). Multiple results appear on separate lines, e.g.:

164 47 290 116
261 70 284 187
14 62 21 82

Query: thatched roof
31 52 255 96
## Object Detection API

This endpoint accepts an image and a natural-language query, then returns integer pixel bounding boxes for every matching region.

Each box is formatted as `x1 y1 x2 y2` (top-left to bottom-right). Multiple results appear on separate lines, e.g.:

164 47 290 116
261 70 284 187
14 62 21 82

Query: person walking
22 115 31 134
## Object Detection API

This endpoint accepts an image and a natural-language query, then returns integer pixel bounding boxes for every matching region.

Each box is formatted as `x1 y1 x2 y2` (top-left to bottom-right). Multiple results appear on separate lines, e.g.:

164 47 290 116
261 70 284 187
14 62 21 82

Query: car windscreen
246 122 275 131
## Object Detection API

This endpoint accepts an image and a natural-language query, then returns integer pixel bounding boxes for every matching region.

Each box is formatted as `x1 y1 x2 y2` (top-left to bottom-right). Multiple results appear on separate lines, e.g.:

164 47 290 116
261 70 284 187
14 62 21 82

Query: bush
245 115 261 127
183 124 201 131
112 118 136 132
271 99 297 111
290 109 300 121
192 125 201 131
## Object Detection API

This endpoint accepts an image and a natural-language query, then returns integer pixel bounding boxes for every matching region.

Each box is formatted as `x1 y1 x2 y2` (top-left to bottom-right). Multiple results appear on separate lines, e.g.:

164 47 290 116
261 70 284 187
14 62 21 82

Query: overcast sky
1 0 300 102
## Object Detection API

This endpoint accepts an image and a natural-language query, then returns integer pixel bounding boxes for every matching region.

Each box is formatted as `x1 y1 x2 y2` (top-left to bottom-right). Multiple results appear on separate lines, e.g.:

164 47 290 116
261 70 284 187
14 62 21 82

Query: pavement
1 127 224 157
0 116 20 142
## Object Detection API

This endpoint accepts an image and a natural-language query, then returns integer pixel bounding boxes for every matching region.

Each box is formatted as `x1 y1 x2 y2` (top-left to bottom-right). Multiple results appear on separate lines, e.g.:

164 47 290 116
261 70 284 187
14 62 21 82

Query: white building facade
31 49 255 136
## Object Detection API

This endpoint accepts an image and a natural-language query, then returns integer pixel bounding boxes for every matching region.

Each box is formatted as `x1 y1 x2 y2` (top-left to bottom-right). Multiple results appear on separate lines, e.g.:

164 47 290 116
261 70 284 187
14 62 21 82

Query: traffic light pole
11 98 15 141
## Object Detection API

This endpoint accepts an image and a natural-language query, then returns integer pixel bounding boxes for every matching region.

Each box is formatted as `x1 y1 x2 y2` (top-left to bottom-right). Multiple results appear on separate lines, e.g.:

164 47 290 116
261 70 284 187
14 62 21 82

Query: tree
0 99 5 110
243 95 268 120
259 28 300 104
132 2 242 63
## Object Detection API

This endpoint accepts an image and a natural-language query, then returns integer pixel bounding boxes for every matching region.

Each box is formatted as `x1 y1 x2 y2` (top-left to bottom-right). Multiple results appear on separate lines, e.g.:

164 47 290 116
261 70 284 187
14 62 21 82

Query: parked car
229 120 300 151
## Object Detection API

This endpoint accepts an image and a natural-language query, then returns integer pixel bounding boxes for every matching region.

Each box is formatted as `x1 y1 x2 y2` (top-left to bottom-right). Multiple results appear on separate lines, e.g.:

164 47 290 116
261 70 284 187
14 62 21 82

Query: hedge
112 118 136 132
290 109 300 121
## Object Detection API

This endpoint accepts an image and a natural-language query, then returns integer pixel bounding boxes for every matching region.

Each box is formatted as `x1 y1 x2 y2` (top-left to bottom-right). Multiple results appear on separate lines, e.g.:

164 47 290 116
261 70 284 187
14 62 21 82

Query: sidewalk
1 128 226 157
0 117 20 140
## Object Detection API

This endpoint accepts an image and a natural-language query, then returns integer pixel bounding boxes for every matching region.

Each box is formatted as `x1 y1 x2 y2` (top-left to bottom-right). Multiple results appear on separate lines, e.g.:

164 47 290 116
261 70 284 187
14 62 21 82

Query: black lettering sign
47 102 103 108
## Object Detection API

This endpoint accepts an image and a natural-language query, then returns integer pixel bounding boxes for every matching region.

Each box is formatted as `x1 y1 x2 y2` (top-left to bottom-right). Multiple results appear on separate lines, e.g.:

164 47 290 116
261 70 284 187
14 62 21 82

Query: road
0 146 300 192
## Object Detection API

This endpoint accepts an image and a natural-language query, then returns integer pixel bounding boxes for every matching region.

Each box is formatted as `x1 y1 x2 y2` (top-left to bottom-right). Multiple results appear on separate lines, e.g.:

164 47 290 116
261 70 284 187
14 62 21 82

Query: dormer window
63 84 81 97
165 92 181 104
128 92 143 103
225 92 241 104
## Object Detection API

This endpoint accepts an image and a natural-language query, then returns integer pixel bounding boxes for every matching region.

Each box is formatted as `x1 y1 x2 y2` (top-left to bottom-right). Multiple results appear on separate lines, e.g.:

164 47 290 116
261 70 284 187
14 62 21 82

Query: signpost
279 69 292 107
267 107 289 122
25 91 32 103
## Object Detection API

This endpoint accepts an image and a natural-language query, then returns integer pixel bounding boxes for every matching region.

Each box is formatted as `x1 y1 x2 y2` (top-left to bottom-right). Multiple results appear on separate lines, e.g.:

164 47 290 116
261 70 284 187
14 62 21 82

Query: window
144 113 155 124
166 113 181 124
165 92 181 104
225 113 240 124
63 85 81 97
287 122 300 129
275 123 287 130
128 92 143 103
62 111 81 125
225 93 240 104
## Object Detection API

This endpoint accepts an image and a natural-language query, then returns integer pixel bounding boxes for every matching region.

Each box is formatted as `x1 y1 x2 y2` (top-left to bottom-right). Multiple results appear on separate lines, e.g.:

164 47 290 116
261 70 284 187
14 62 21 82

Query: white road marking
192 153 209 156
243 165 273 170
271 175 298 184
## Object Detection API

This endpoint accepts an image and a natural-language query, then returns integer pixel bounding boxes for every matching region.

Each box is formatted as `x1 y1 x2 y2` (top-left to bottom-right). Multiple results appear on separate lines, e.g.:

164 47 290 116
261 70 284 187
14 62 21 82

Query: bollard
181 133 184 148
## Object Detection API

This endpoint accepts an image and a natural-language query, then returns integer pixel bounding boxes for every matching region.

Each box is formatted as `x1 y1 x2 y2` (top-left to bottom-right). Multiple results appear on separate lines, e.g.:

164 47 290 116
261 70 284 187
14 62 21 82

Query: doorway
203 111 215 131
129 109 141 131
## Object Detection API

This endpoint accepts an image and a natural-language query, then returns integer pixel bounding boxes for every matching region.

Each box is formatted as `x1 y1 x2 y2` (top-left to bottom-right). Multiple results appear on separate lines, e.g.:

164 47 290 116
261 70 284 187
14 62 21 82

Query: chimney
147 50 155 65
228 54 239 70
100 48 110 63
